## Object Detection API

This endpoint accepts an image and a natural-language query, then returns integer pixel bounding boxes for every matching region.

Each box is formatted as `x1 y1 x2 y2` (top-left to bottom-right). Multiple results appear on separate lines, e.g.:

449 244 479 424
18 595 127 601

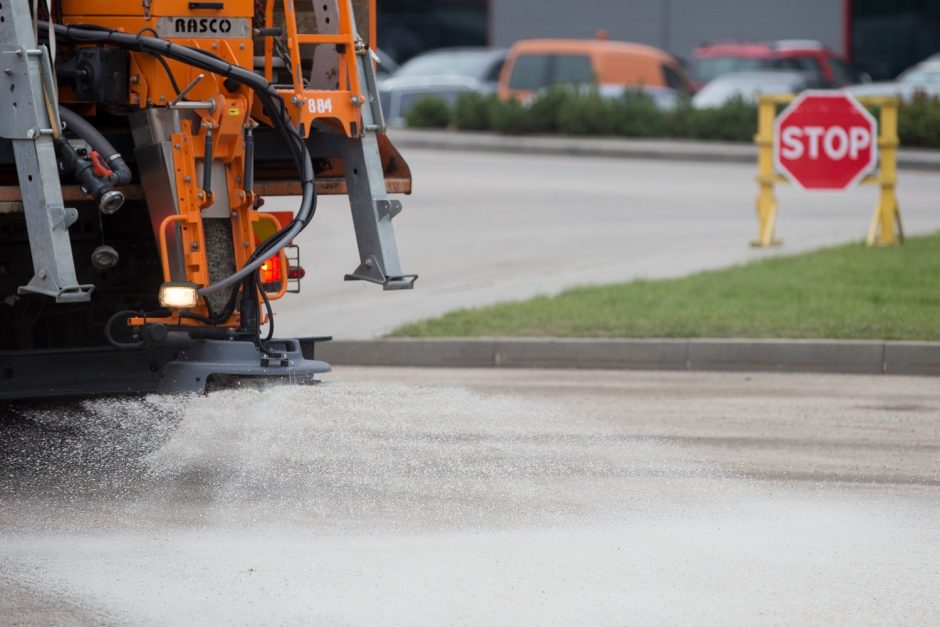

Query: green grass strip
392 233 940 340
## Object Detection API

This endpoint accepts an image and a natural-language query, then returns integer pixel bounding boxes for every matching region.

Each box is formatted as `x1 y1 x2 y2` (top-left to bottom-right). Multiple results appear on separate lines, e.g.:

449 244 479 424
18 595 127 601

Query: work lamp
158 282 199 309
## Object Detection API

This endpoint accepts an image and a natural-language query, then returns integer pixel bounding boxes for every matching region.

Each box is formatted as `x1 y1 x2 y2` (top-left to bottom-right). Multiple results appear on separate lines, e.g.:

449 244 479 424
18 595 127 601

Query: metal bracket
344 254 417 290
18 269 94 302
50 206 79 229
376 199 402 220
259 351 290 367
285 244 301 293
344 254 386 284
358 40 387 133
168 73 217 111
383 275 418 290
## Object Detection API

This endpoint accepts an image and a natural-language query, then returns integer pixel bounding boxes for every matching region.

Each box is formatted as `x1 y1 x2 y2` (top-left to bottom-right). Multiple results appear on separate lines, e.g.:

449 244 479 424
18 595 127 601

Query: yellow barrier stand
753 94 903 248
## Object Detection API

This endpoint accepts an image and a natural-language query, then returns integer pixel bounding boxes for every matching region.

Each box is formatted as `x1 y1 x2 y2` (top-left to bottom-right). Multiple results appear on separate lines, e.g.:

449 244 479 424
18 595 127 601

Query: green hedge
404 87 940 148
896 92 940 148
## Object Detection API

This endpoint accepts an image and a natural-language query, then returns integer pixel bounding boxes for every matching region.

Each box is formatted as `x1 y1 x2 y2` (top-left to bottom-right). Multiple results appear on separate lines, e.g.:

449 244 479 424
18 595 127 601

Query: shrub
490 97 533 134
676 96 757 142
405 88 940 149
404 96 451 129
525 86 580 133
557 90 619 135
452 92 497 131
613 90 670 137
898 92 940 148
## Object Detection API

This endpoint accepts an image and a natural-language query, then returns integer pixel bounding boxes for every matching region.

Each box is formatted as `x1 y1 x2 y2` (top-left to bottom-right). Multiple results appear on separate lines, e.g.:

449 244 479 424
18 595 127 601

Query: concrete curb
389 128 940 171
316 338 940 376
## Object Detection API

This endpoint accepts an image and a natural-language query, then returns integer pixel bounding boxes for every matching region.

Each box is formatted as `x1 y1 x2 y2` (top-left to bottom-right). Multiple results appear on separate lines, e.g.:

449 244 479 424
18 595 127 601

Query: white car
692 71 825 108
846 60 940 101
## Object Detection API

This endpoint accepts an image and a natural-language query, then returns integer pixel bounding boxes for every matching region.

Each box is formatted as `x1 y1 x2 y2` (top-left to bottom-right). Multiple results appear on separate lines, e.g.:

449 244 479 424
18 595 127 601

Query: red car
690 40 862 91
689 42 774 91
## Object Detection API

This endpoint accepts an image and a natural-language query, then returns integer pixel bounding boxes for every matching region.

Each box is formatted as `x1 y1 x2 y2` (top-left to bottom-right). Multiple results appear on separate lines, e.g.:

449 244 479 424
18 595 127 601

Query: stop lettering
773 91 878 192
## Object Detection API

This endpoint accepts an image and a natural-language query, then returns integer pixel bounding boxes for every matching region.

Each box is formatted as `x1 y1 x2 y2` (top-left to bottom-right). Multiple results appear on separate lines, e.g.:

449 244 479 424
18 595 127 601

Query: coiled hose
57 105 133 186
39 21 317 297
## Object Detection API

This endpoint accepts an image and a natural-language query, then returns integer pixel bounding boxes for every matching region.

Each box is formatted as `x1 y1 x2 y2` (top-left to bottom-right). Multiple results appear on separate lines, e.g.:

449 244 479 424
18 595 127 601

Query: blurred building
377 0 489 64
377 0 940 81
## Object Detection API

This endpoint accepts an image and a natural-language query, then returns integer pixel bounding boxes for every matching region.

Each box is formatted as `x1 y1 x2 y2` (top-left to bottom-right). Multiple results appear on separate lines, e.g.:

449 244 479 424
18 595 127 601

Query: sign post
753 92 902 247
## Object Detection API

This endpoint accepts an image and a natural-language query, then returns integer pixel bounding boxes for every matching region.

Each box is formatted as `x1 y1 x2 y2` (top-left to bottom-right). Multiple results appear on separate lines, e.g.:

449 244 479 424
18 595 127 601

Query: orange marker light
260 255 282 285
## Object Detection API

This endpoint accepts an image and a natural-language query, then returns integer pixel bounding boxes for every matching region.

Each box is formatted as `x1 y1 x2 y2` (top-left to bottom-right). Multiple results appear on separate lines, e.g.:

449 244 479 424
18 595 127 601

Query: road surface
1 367 938 625
270 149 940 337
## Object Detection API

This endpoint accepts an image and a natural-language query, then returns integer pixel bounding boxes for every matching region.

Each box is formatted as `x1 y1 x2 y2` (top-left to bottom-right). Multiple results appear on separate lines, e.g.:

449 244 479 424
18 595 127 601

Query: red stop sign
774 91 878 192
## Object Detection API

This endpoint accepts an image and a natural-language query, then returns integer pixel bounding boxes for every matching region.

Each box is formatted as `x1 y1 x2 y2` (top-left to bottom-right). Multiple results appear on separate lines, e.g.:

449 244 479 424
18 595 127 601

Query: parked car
688 43 776 91
897 59 940 86
374 48 400 79
847 59 940 101
771 39 865 86
380 77 488 127
690 40 864 90
595 84 681 110
497 38 692 103
378 47 507 126
385 47 506 86
692 71 826 108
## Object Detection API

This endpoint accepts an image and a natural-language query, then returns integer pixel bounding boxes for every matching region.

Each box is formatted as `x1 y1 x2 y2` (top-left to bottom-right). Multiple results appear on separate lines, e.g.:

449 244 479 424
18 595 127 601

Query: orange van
498 38 692 101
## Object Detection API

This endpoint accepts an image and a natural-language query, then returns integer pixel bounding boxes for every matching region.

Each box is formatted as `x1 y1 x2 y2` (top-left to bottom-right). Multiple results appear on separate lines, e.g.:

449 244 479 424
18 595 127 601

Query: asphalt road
270 149 940 338
1 367 938 625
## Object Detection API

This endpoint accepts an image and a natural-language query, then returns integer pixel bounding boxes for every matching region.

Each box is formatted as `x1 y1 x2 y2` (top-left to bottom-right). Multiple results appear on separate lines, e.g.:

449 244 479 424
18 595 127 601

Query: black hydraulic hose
243 125 255 192
40 21 317 297
203 128 213 197
255 272 275 344
104 310 145 349
261 289 274 343
58 105 132 186
105 309 244 349
42 23 312 194
54 136 124 213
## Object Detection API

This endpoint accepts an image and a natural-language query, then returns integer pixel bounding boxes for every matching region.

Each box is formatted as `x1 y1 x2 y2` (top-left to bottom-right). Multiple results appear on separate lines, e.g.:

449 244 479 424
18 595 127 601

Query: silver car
379 47 507 126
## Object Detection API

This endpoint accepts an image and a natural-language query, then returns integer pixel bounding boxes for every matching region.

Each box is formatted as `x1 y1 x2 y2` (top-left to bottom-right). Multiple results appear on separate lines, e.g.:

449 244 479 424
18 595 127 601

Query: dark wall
490 0 844 62
852 0 940 79
377 0 488 63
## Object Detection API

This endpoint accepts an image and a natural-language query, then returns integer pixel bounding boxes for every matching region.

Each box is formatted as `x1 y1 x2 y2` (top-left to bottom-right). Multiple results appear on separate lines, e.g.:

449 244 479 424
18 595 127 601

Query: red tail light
288 266 305 280
260 255 282 285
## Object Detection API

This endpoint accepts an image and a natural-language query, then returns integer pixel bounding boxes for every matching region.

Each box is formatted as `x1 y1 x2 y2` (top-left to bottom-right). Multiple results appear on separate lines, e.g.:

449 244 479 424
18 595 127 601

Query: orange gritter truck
0 0 414 399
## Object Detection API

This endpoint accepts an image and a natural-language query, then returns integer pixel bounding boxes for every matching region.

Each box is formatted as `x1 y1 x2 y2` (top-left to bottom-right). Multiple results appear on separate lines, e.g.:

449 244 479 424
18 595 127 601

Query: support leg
0 3 91 302
340 5 413 290
752 181 781 248
752 96 782 248
867 187 902 246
